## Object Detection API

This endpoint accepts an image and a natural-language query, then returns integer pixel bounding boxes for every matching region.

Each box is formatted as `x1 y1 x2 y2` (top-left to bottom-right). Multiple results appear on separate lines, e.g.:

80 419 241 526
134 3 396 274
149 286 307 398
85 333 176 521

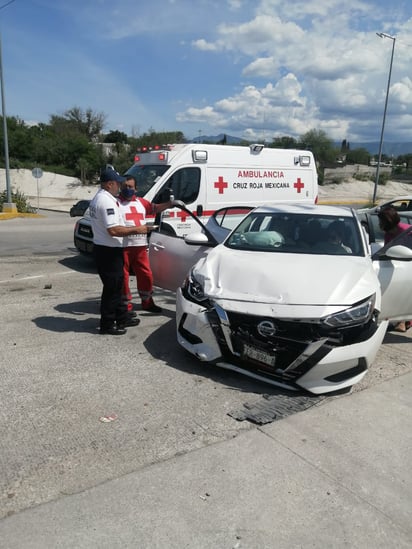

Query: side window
213 207 253 231
388 199 412 211
159 167 201 204
178 167 201 204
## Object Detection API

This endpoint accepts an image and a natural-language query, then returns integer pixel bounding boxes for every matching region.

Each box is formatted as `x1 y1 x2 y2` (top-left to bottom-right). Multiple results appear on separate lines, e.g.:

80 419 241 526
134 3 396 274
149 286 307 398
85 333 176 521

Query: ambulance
73 142 318 253
125 142 318 236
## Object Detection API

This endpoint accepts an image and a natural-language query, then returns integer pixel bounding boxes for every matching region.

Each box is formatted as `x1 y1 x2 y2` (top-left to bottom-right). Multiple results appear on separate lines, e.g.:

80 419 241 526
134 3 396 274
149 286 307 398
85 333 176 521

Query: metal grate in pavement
228 392 326 425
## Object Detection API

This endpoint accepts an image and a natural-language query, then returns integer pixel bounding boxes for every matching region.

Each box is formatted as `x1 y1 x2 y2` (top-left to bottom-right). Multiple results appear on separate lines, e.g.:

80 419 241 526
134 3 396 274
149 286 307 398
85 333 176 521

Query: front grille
206 308 377 384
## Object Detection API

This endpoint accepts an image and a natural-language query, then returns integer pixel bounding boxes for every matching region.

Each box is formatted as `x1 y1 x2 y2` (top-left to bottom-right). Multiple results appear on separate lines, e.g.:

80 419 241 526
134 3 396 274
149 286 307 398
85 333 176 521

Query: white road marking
0 271 86 284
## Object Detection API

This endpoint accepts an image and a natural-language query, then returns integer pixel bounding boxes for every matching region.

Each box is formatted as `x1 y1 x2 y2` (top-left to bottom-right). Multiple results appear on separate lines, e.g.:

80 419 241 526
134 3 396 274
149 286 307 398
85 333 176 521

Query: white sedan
149 204 412 395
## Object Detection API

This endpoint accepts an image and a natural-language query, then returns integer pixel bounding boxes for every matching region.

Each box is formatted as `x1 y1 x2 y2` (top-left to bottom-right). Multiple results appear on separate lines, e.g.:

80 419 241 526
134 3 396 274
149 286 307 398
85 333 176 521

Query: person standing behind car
378 205 411 333
378 205 411 244
119 175 175 313
89 168 156 335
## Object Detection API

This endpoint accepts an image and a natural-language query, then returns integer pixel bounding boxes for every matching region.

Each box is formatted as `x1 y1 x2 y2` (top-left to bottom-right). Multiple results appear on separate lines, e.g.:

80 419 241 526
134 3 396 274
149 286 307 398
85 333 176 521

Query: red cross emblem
294 178 305 193
214 176 228 194
176 210 187 222
125 206 145 226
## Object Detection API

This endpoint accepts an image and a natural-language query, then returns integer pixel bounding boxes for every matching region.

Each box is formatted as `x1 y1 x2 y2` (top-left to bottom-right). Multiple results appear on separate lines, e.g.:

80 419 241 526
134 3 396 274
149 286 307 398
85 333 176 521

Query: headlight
322 294 376 328
184 270 207 303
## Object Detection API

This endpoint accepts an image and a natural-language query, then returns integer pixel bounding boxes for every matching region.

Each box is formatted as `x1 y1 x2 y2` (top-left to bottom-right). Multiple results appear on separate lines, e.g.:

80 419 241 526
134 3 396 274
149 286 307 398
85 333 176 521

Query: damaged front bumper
176 288 388 395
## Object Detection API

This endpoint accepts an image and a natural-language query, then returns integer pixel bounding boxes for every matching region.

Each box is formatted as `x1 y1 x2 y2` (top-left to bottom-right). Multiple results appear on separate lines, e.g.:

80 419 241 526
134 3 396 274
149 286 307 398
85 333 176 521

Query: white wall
1 168 98 211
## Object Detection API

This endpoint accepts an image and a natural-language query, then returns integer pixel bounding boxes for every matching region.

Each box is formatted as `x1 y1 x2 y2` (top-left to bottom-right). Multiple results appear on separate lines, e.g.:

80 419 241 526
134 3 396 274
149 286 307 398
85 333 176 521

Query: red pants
123 246 153 311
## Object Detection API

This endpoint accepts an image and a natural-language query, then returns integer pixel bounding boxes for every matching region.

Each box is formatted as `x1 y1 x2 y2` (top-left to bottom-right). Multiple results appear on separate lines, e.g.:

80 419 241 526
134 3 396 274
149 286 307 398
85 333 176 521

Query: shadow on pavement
32 315 98 334
59 254 97 274
383 329 412 344
144 317 304 398
55 298 100 316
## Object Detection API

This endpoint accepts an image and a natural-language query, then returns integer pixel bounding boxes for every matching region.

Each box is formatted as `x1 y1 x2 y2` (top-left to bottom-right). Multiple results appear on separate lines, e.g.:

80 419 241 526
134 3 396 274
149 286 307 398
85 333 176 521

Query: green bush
378 172 390 186
0 189 36 213
353 173 372 182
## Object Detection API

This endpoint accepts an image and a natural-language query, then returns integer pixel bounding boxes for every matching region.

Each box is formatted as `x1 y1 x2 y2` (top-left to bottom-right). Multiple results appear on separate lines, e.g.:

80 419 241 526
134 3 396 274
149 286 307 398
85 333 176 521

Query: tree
103 130 128 144
49 106 106 141
270 136 298 149
0 116 35 167
396 153 412 168
346 148 370 165
133 130 186 148
298 129 338 164
341 139 350 152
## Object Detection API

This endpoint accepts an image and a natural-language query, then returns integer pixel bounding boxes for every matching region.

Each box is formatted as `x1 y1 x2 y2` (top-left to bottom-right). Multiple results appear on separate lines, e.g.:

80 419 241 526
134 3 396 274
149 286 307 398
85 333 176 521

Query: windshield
124 164 170 197
225 211 364 256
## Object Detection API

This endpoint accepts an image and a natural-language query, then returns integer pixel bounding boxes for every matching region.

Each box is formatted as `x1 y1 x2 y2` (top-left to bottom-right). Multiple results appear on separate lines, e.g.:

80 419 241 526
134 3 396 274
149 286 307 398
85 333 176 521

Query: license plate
243 344 276 367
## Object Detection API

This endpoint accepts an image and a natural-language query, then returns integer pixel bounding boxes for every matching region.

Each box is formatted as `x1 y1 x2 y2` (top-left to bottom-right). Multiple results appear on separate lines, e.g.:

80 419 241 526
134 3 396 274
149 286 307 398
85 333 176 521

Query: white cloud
192 39 222 52
179 0 412 141
5 0 412 144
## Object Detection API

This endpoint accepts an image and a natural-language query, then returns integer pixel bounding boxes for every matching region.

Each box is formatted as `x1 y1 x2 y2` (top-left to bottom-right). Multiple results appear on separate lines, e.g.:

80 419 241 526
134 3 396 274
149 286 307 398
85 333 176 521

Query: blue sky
1 0 412 144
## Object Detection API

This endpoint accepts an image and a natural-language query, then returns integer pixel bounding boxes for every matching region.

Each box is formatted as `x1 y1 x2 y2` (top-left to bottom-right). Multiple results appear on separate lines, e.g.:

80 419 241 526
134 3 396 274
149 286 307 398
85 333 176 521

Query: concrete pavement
1 371 411 549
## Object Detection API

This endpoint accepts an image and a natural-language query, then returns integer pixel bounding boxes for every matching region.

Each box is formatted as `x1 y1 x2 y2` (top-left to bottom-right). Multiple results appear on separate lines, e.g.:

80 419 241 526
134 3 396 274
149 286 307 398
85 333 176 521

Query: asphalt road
0 211 411 521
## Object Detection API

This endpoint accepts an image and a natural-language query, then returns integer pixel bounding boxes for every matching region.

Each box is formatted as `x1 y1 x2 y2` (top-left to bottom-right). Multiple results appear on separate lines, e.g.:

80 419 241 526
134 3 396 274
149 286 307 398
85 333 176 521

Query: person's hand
134 225 155 234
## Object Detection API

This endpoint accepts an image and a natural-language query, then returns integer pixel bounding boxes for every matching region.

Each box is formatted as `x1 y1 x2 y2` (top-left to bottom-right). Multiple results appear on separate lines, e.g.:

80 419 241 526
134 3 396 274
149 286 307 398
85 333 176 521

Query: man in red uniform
119 175 173 313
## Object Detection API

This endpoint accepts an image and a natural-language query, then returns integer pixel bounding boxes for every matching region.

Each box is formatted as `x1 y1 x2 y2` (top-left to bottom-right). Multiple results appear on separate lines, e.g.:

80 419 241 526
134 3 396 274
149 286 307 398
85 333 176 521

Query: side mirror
384 245 412 260
184 232 214 247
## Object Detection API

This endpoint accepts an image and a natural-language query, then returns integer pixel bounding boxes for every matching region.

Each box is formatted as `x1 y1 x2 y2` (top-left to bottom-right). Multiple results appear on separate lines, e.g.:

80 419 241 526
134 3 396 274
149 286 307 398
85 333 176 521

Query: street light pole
372 32 396 204
0 0 16 212
0 32 12 206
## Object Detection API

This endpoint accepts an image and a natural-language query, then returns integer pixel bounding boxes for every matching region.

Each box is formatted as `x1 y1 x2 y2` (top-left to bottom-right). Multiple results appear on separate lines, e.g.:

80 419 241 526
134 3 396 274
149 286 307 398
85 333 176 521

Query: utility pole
372 32 396 205
0 0 17 213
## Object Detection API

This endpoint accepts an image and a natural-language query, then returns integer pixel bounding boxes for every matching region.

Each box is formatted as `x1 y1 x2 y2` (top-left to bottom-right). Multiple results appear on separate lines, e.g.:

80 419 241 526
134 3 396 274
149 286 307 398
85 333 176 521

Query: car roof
379 195 412 204
252 203 354 218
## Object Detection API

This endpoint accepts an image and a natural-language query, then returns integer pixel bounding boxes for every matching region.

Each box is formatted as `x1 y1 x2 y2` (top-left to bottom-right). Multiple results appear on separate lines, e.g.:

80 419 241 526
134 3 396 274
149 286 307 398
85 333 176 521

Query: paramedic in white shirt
89 167 157 336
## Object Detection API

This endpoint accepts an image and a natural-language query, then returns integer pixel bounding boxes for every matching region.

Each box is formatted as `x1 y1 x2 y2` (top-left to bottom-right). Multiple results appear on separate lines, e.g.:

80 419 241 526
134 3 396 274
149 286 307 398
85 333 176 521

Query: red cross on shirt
214 176 228 194
125 206 145 226
294 177 305 193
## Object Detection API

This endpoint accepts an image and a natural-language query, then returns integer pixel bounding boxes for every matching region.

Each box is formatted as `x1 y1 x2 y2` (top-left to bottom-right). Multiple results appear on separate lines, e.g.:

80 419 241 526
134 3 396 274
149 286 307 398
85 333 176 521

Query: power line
0 1 17 11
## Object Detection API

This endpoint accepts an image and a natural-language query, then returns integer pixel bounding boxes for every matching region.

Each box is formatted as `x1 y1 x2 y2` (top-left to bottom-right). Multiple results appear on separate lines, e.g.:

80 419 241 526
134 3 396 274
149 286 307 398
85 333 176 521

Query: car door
360 212 382 244
149 206 217 291
373 227 412 320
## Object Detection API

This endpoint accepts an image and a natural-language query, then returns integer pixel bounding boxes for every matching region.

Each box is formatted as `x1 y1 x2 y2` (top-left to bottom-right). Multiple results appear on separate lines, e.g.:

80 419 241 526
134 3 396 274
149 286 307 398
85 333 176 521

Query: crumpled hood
192 246 378 306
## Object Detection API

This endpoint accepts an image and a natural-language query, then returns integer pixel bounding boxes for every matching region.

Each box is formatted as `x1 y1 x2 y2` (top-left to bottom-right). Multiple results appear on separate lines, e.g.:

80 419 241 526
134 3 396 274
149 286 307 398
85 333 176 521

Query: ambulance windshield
124 164 170 197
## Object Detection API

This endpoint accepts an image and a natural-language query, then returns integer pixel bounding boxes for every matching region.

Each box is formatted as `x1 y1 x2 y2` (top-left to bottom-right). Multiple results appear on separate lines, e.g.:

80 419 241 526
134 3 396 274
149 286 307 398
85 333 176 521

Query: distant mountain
344 142 412 156
335 141 412 157
191 135 412 156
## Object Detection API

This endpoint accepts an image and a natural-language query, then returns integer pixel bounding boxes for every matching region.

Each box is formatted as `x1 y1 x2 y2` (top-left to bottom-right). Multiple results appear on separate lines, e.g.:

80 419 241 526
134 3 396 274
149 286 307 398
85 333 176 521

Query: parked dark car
70 200 90 217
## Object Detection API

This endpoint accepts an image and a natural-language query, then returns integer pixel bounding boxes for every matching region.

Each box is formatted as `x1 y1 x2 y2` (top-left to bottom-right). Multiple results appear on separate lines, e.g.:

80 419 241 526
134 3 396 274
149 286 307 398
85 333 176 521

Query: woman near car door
378 206 411 332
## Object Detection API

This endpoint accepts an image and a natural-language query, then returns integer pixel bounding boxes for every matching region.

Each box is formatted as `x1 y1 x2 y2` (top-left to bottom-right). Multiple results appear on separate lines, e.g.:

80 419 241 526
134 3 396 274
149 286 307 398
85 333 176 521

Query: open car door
373 227 412 321
149 205 253 292
149 206 217 292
